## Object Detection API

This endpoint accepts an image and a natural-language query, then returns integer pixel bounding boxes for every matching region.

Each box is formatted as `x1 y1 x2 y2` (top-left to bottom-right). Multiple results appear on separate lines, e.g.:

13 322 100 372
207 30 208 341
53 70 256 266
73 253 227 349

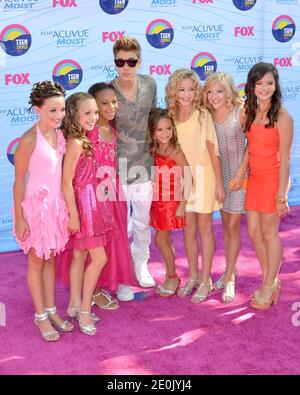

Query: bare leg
221 211 242 283
197 213 214 285
68 249 88 313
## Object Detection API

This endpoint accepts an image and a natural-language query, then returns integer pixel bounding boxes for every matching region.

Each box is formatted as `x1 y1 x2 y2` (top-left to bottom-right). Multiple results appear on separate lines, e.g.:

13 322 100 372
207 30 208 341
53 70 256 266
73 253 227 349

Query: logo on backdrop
236 83 246 99
5 73 30 86
7 137 21 165
150 0 177 6
192 0 213 4
232 0 256 10
272 15 296 43
91 62 117 81
191 52 217 81
282 84 300 101
52 59 83 90
0 24 31 56
274 56 292 67
149 64 171 76
181 24 224 41
224 55 263 72
41 29 89 48
102 31 125 43
0 0 39 11
99 0 128 14
52 0 77 7
2 106 38 125
146 19 174 49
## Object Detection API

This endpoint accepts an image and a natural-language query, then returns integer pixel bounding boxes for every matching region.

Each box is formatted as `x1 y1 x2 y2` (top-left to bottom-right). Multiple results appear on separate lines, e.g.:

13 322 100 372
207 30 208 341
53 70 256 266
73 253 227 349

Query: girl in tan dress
165 69 225 303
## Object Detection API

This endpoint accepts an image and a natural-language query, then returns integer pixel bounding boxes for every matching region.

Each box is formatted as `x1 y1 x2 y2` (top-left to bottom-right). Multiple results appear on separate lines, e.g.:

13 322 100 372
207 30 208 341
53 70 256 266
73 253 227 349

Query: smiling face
35 96 65 129
154 117 173 148
254 72 276 103
94 88 118 123
177 77 196 109
115 49 140 83
206 81 228 111
77 98 99 132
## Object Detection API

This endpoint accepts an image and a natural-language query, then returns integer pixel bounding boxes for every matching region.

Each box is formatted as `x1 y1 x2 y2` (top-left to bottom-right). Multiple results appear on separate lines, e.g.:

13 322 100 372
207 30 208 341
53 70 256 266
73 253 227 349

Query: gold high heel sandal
250 282 281 310
34 312 60 342
158 274 181 298
177 278 200 298
45 306 74 332
221 281 235 303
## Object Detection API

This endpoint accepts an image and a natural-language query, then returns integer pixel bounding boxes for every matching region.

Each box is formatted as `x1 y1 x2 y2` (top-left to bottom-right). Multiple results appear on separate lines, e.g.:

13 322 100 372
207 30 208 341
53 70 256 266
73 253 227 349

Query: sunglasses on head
114 58 139 68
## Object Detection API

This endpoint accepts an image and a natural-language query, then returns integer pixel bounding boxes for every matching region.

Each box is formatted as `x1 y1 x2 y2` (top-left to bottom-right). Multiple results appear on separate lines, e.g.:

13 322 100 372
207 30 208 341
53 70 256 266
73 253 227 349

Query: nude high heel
250 282 281 310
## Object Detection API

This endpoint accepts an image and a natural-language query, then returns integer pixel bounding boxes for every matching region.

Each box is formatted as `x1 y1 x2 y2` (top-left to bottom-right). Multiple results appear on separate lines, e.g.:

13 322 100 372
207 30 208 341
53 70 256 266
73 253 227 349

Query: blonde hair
202 72 244 111
147 108 179 156
165 69 203 119
62 92 94 156
113 36 141 59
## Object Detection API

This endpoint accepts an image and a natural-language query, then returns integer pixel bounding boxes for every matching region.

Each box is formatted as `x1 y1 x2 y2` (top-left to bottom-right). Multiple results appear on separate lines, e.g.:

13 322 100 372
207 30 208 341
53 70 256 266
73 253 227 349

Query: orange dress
245 123 280 213
150 152 186 230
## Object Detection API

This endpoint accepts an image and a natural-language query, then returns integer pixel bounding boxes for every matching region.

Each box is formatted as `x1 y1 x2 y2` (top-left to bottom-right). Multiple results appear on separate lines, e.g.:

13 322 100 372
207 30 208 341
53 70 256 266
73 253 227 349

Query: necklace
258 105 270 120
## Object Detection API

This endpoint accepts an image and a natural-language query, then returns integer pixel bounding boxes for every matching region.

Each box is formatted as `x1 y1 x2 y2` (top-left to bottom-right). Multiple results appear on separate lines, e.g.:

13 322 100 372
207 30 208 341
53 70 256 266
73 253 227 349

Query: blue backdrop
1 0 299 252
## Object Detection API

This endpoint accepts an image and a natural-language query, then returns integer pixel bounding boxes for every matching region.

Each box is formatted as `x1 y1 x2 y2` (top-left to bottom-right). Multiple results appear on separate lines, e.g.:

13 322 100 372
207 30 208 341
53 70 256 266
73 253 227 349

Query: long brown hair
148 108 179 156
61 92 94 156
244 62 282 131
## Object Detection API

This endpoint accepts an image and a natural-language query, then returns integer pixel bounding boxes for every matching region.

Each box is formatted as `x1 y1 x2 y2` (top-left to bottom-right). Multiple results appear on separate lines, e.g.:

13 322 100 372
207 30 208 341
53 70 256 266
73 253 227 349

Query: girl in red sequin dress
148 108 191 297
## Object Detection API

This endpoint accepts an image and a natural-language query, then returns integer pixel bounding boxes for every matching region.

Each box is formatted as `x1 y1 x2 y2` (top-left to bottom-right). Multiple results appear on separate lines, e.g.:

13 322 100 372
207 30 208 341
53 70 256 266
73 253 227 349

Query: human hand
15 218 29 242
216 184 225 204
176 202 186 218
68 214 80 234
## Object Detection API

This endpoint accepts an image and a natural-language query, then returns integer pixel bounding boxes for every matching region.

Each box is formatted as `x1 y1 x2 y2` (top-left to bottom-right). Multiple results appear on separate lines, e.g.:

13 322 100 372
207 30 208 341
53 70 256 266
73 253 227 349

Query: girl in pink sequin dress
87 83 136 309
13 81 73 342
61 92 118 336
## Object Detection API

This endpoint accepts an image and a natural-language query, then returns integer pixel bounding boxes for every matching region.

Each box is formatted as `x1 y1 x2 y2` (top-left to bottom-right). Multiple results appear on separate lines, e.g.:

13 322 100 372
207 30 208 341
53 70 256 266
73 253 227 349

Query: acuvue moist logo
0 24 31 56
99 0 128 14
52 59 83 90
146 19 174 49
191 52 217 81
272 15 296 43
232 0 256 10
7 137 21 165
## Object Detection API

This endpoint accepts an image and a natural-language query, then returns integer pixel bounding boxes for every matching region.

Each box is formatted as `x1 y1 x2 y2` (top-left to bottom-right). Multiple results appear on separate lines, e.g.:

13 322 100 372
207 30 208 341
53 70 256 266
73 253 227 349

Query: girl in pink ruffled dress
13 81 74 342
61 92 118 336
87 83 136 309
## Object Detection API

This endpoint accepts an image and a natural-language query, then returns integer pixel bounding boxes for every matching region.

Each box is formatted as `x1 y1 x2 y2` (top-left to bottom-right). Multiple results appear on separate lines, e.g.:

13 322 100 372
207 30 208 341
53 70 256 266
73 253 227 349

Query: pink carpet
0 207 299 375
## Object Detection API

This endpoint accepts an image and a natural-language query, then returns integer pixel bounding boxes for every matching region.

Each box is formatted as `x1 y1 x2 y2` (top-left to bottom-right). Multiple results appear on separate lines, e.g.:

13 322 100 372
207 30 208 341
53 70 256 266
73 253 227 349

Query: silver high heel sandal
67 306 100 323
191 283 214 304
78 311 97 336
221 281 235 303
45 306 74 332
34 312 60 342
177 278 200 297
213 274 225 290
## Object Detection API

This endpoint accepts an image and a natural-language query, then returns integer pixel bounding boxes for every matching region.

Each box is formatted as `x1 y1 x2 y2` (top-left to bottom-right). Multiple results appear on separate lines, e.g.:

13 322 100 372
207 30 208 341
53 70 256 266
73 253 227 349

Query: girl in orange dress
148 108 191 297
243 62 293 309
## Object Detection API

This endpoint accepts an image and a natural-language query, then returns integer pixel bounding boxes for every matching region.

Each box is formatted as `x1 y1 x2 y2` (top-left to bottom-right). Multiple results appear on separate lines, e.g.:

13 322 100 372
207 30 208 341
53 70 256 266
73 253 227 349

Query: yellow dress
176 108 221 213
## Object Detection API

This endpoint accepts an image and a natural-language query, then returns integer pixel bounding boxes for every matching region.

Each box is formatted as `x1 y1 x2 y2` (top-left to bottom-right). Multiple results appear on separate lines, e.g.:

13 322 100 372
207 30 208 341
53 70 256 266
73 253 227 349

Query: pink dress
58 134 118 285
88 125 136 291
13 124 69 260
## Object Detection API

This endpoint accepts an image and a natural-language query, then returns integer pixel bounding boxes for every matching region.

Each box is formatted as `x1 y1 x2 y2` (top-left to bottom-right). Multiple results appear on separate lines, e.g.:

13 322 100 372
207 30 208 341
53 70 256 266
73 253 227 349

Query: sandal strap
45 306 57 315
34 312 48 322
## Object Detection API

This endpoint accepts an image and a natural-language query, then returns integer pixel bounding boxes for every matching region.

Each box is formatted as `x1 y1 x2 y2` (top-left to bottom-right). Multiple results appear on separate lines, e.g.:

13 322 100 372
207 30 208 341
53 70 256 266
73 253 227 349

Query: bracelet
276 196 288 204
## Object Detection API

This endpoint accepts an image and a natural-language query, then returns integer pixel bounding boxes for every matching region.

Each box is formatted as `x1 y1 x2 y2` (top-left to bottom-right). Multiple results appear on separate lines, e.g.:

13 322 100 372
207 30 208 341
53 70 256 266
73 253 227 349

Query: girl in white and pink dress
13 81 73 342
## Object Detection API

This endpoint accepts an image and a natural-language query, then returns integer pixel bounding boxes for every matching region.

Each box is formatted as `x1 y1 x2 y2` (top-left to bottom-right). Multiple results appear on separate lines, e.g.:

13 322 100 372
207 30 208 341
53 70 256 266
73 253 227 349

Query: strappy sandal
158 274 181 298
177 278 200 298
78 311 97 336
45 306 74 332
34 312 60 342
92 289 119 310
221 281 235 303
191 283 213 304
66 306 100 323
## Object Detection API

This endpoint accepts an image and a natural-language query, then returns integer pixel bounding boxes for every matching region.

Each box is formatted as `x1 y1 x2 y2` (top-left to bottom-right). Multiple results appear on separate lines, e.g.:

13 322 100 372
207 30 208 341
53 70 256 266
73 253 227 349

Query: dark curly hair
29 80 65 109
61 92 94 156
244 62 282 132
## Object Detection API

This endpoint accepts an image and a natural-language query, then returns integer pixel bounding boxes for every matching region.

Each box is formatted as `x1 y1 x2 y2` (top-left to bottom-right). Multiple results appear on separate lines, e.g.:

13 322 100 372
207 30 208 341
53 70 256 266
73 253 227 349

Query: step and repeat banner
1 0 300 252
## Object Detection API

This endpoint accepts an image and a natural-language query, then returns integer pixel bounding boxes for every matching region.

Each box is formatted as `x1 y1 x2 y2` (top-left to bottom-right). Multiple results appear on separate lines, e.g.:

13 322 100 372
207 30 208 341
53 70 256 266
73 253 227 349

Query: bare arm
13 130 35 241
206 141 225 204
62 138 82 233
170 148 192 217
276 108 293 216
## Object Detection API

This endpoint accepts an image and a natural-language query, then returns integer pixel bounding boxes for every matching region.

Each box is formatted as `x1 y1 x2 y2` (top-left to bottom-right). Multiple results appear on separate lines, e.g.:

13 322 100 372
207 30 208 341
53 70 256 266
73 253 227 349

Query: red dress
150 152 186 230
245 123 280 213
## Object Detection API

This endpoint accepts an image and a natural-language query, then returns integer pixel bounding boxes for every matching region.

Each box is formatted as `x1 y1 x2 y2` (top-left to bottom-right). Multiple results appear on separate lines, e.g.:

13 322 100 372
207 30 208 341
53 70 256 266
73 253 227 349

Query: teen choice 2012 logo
272 15 296 43
232 0 256 11
52 59 83 90
146 19 174 49
7 138 21 165
236 83 246 99
0 24 32 56
99 0 129 14
191 52 217 81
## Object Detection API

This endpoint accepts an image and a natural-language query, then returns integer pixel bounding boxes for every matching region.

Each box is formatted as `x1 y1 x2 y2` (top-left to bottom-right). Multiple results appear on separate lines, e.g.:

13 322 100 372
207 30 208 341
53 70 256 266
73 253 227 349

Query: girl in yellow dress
165 69 225 303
